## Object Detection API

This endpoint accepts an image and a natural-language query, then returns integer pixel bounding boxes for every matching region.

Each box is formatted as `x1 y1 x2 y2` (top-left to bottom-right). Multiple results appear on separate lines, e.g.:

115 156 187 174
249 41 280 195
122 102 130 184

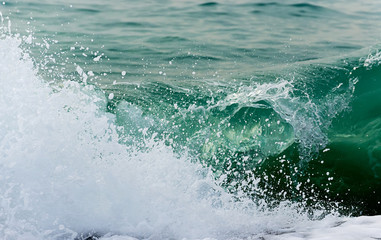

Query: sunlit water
1 0 381 239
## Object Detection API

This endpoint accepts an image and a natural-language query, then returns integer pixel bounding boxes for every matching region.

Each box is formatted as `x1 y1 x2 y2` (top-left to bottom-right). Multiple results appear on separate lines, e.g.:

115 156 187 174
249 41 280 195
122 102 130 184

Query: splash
0 30 326 240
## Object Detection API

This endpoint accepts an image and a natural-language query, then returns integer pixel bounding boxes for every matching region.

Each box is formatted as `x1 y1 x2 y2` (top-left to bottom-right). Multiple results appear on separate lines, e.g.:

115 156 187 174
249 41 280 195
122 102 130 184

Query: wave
1 18 381 240
110 47 381 215
0 30 327 240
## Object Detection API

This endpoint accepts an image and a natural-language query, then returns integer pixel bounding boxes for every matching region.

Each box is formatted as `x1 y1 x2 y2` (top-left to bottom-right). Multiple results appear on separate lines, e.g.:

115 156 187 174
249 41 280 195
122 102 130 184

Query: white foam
263 215 381 240
364 51 381 68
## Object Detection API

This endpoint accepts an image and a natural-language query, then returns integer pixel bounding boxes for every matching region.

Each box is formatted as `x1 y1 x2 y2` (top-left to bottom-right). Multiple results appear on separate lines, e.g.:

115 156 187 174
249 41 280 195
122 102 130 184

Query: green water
3 0 381 215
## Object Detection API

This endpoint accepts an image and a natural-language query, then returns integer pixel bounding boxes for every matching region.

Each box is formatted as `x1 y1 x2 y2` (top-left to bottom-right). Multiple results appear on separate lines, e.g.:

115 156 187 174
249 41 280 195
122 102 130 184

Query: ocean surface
1 0 381 239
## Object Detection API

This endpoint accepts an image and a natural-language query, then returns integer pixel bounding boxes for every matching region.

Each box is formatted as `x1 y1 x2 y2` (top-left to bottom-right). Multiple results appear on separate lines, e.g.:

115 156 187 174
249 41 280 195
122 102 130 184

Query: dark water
1 0 381 238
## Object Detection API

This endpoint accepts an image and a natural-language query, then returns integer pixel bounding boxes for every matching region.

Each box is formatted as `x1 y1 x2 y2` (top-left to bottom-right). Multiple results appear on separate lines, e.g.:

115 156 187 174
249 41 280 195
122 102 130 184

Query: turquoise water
1 0 381 239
